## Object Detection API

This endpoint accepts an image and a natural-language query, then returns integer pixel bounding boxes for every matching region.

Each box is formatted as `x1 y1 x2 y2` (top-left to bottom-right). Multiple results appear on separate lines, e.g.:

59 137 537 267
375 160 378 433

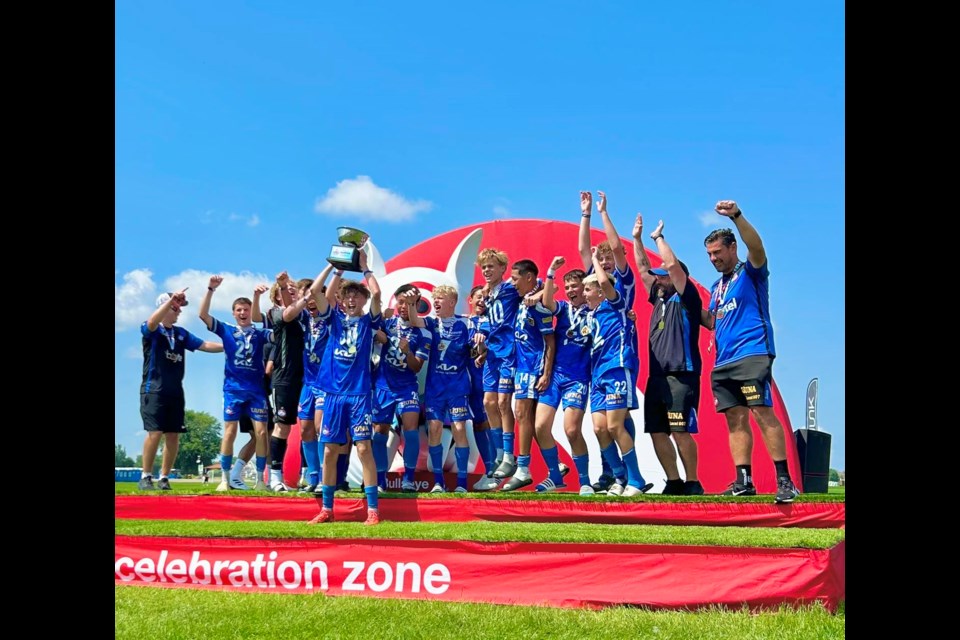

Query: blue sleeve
415 328 432 361
745 260 769 282
535 304 554 334
681 284 702 315
182 329 205 352
140 321 156 338
210 317 226 338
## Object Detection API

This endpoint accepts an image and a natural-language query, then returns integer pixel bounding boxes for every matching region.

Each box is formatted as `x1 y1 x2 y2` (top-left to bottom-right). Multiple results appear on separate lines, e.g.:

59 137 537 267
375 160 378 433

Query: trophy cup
326 226 370 272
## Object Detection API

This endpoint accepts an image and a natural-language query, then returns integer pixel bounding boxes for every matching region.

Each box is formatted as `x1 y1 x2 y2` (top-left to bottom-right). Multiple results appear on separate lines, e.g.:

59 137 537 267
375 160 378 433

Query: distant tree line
116 411 223 476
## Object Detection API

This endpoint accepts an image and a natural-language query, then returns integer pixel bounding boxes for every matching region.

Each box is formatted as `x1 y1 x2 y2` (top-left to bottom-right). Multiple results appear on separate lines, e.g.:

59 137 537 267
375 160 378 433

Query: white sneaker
429 483 446 493
607 482 625 496
270 482 291 493
472 474 500 492
453 486 467 494
621 485 643 497
254 480 269 492
401 479 417 493
579 485 596 496
229 477 249 490
215 480 230 492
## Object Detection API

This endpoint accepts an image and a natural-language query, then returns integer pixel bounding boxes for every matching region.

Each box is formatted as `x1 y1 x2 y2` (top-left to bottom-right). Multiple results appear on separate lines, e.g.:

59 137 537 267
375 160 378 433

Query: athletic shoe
722 481 757 496
453 486 468 494
591 474 615 492
661 479 686 495
500 475 533 491
401 479 417 493
254 480 269 492
535 478 566 493
215 480 230 492
377 486 384 495
493 457 518 479
270 482 291 493
579 485 596 496
684 480 705 496
137 476 155 491
774 478 800 504
429 483 446 494
157 477 172 491
297 470 308 489
300 484 318 493
607 482 625 496
472 473 500 492
621 482 655 497
308 509 334 524
229 477 250 491
559 463 570 477
336 481 351 492
363 510 381 526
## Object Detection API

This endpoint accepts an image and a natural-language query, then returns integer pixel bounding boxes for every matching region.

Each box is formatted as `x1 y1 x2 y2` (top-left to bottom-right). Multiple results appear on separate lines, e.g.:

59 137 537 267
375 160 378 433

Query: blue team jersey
587 294 631 378
374 316 432 394
140 323 204 396
424 315 472 400
209 318 274 393
317 307 382 396
467 315 489 392
586 263 639 371
514 302 554 375
709 261 776 367
552 300 592 381
301 311 330 390
484 281 521 358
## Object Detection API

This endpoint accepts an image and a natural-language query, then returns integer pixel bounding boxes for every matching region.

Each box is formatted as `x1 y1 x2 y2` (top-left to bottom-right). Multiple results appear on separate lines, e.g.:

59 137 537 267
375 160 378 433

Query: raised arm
285 263 335 322
199 275 222 330
276 271 295 308
578 190 594 270
717 200 766 268
325 268 343 311
146 288 187 332
654 223 689 296
252 283 268 324
632 214 656 295
596 191 627 271
543 256 564 313
359 249 382 316
592 248 617 301
198 341 224 353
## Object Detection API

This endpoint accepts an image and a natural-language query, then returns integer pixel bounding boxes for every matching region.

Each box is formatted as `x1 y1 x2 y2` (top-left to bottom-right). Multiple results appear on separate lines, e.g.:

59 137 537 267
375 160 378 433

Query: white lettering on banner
115 550 450 593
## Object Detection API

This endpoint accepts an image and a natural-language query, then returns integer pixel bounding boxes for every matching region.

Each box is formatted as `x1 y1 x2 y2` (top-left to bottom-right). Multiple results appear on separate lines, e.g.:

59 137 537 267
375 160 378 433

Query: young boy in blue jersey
475 248 520 480
702 200 800 503
373 285 431 493
467 286 500 491
307 248 383 525
499 260 560 492
199 277 275 492
582 248 653 497
422 285 475 493
138 290 223 491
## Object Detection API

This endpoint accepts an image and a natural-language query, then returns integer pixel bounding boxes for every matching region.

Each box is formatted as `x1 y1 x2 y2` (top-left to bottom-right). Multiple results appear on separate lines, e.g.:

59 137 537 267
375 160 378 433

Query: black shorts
140 393 186 434
272 385 300 426
711 355 774 412
644 373 700 434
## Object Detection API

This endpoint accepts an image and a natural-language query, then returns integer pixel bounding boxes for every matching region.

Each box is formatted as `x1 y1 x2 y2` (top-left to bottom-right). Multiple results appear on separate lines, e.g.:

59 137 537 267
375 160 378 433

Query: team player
467 286 500 491
199 277 275 492
307 248 383 525
138 290 223 491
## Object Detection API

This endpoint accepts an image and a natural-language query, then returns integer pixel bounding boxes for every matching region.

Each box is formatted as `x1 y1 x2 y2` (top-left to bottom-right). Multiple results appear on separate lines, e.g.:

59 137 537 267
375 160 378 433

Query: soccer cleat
775 478 800 504
157 477 172 491
535 478 566 493
472 473 500 492
500 475 533 492
308 509 334 524
493 458 518 479
607 482 625 496
401 479 417 493
215 480 230 492
621 482 655 497
254 480 269 492
229 477 250 491
661 479 687 495
363 510 381 526
591 474 615 492
137 476 155 491
684 480 705 496
722 481 757 497
579 485 596 496
453 486 468 494
429 483 446 493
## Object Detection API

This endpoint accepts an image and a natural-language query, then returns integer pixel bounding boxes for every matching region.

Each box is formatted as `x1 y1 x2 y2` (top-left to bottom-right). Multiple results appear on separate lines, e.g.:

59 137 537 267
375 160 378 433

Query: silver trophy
326 226 370 271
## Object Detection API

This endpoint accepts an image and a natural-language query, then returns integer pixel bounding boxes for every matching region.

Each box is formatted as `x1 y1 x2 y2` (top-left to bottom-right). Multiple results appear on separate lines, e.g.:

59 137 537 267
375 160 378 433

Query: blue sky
115 2 844 469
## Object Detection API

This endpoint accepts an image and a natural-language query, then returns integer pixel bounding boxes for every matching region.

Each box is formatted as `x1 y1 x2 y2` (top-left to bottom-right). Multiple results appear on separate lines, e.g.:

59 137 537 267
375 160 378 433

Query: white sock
231 460 246 480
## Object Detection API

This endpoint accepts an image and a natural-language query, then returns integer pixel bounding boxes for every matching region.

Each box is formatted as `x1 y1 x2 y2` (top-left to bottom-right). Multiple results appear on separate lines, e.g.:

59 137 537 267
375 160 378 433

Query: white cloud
315 175 432 222
247 214 260 227
699 211 719 227
204 210 260 227
114 268 272 332
493 205 512 218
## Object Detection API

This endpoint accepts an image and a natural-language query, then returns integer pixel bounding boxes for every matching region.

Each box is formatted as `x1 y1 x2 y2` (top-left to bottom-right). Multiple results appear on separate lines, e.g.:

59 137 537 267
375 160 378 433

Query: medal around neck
327 227 370 272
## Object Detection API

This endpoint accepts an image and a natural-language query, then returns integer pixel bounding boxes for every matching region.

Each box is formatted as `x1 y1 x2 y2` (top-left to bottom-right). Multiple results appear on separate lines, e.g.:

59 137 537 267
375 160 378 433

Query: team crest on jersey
580 325 591 336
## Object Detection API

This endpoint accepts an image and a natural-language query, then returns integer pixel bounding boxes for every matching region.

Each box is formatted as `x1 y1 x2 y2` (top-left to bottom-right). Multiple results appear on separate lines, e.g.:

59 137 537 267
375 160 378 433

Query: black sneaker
661 479 686 495
336 481 351 492
300 484 318 493
137 476 155 491
157 477 172 491
591 474 615 492
721 481 757 496
775 477 800 503
684 480 705 495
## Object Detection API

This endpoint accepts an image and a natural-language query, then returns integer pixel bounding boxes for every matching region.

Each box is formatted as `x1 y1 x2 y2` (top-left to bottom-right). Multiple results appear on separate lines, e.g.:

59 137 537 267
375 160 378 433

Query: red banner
115 535 844 611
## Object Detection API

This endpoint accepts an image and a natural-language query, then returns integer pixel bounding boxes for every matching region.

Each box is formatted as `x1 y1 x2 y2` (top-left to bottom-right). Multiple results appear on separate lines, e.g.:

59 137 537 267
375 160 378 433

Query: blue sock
336 452 349 485
255 455 267 473
402 429 420 481
429 444 444 486
474 429 495 473
601 444 626 482
517 454 531 474
303 438 321 481
455 446 470 488
220 454 232 477
573 454 591 486
364 485 379 511
372 432 388 482
503 431 515 458
321 485 335 510
624 414 636 440
541 445 563 483
621 448 646 488
490 427 504 460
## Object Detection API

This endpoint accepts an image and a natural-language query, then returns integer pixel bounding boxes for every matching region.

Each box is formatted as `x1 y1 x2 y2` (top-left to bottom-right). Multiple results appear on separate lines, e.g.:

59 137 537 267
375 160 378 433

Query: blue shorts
424 395 471 424
589 369 637 413
223 389 270 423
297 386 326 421
320 393 373 444
514 370 541 400
372 387 421 423
482 351 516 394
539 370 589 411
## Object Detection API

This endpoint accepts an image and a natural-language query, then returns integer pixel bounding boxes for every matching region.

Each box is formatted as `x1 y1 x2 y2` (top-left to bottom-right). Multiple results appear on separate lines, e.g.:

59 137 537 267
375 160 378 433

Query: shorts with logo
424 394 471 423
373 387 421 423
539 370 589 411
141 393 186 434
272 384 299 426
482 351 516 394
297 386 326 421
223 389 270 424
644 373 700 434
711 355 774 412
320 392 372 444
513 370 542 400
589 368 636 412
